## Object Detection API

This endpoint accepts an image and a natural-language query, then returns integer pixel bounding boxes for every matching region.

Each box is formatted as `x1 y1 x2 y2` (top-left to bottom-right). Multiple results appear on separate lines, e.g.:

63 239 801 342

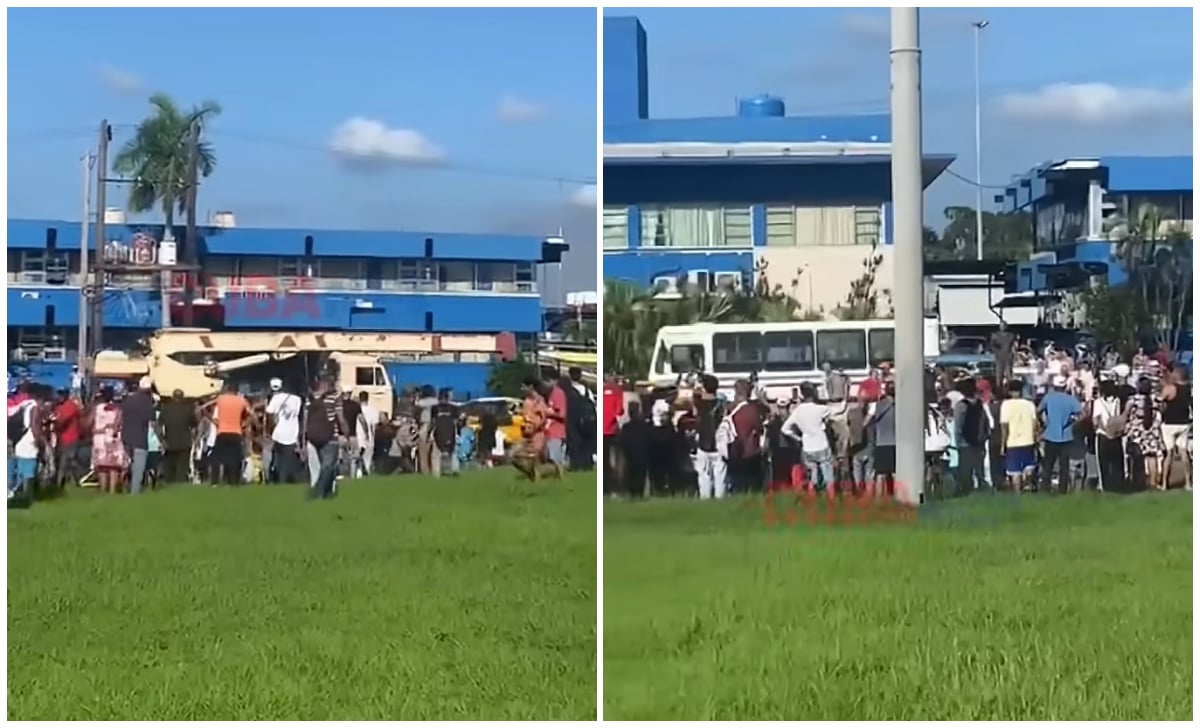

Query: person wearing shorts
999 380 1038 491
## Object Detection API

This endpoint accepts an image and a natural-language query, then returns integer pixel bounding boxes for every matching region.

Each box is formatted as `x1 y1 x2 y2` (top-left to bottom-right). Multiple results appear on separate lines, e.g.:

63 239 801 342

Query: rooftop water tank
209 211 237 228
738 95 786 118
103 207 126 225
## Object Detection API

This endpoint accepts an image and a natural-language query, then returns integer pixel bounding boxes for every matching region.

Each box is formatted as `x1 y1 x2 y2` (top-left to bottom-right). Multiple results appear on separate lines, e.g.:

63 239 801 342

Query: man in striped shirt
303 378 349 499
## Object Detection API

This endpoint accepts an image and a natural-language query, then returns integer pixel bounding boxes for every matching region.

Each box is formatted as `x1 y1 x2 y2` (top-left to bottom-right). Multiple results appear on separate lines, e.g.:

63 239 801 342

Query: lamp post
972 19 989 261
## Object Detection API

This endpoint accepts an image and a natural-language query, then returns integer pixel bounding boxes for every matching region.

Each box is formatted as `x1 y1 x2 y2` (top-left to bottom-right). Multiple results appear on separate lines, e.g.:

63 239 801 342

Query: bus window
670 345 705 373
868 329 895 366
762 330 815 371
816 329 867 370
713 332 762 372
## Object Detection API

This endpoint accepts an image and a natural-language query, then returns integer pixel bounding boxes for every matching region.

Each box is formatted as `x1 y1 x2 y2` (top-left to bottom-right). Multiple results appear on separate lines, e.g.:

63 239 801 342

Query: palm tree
1106 202 1192 354
112 93 222 326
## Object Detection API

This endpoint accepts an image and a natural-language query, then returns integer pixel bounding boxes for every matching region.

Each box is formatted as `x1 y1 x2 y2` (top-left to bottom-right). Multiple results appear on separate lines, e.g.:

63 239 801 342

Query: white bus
647 318 943 400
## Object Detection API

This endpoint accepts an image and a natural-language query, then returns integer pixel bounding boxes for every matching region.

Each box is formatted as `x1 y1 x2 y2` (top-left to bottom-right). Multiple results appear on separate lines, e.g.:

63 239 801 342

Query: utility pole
972 19 989 261
77 152 95 369
183 119 200 327
90 120 111 379
890 8 926 506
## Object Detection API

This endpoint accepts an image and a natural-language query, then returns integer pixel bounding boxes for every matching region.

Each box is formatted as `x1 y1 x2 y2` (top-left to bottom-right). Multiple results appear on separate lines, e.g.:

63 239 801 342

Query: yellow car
459 397 525 447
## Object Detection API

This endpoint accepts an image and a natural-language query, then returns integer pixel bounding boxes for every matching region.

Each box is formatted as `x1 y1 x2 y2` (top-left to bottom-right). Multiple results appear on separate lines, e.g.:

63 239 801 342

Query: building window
320 258 362 280
515 262 536 292
765 205 882 247
603 206 629 249
640 205 752 248
438 261 475 291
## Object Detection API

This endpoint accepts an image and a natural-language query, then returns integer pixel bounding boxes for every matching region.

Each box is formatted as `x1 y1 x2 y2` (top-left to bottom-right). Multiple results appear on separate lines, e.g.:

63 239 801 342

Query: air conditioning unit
686 269 712 291
714 271 742 291
652 276 680 298
209 211 237 228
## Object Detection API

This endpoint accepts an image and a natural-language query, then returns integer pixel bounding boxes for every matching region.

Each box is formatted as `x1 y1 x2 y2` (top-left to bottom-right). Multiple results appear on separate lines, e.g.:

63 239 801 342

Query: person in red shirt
601 374 625 495
51 388 83 488
545 378 569 470
858 369 883 404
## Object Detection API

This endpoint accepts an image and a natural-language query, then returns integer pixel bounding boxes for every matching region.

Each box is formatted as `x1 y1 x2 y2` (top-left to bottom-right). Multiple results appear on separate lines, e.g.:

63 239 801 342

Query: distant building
1000 155 1192 292
601 16 955 316
7 214 567 394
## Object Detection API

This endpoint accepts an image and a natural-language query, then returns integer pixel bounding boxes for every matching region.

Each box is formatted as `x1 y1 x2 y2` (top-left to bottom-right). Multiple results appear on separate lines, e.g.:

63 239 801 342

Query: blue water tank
738 95 786 118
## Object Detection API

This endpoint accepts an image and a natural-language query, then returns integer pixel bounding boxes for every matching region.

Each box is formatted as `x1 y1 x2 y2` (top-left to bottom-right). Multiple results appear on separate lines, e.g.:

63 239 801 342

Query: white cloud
98 62 142 95
569 184 596 208
329 117 444 168
994 82 1193 127
497 95 545 123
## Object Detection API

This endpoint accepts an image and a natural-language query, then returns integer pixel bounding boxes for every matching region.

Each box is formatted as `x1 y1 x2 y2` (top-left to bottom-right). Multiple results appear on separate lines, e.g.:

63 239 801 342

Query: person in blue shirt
456 418 476 472
1037 375 1082 494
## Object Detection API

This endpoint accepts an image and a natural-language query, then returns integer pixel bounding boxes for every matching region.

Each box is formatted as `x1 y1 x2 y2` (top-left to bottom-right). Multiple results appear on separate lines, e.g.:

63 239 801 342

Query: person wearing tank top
1160 368 1192 490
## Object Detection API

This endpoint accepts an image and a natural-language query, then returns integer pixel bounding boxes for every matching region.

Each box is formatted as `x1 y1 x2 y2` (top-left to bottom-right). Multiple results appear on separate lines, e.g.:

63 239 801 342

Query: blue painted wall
9 288 162 328
384 362 494 398
606 114 891 145
603 250 754 287
603 16 648 124
7 288 542 333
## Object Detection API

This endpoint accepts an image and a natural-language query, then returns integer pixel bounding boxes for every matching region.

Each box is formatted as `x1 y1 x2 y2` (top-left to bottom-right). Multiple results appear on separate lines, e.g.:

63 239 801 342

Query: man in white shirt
356 391 380 476
265 378 303 483
782 383 835 492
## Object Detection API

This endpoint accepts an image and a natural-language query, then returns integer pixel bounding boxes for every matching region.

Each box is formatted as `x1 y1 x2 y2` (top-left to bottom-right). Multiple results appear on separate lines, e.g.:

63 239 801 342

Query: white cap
269 378 283 391
1052 374 1068 388
138 376 152 390
1113 364 1131 378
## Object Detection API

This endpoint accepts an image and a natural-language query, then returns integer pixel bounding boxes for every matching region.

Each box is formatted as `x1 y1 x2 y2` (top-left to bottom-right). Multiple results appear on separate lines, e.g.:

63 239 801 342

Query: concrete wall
756 245 894 317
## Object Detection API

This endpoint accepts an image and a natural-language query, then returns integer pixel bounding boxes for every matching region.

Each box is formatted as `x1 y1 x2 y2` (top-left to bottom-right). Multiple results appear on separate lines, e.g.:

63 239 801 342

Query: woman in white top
1091 379 1125 491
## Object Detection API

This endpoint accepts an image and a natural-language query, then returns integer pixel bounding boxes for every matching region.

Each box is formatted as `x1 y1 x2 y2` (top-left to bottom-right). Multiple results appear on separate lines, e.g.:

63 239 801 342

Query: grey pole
972 20 988 261
77 152 95 367
890 7 926 506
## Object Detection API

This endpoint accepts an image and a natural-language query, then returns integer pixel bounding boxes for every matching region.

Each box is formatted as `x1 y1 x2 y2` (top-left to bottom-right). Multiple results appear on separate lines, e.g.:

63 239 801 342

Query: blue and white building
602 15 956 315
999 155 1192 292
7 213 567 393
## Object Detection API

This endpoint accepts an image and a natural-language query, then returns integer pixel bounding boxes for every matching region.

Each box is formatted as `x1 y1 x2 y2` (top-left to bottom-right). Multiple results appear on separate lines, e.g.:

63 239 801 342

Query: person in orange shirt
211 382 249 485
513 378 561 482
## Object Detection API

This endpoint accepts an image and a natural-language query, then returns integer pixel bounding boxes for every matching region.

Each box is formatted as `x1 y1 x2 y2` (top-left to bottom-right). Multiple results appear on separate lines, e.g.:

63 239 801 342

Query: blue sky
603 7 1193 226
7 7 598 290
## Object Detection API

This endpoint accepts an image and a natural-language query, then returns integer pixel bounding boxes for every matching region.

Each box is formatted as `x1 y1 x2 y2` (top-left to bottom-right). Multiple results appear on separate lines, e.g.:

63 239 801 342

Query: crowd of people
7 365 596 504
601 340 1192 502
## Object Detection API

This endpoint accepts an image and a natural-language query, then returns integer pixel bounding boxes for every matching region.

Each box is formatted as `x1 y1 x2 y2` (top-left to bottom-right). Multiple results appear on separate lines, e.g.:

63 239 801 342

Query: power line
941 167 1013 190
208 127 595 185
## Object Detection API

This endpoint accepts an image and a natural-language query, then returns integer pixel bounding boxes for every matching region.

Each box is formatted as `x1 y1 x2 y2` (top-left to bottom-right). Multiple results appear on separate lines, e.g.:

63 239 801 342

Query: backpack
961 398 989 448
305 396 336 446
8 401 33 445
432 404 457 451
716 401 761 460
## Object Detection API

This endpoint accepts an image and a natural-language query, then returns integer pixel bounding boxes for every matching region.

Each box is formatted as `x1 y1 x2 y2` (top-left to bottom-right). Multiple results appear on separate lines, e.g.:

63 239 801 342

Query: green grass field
604 492 1192 720
8 472 596 721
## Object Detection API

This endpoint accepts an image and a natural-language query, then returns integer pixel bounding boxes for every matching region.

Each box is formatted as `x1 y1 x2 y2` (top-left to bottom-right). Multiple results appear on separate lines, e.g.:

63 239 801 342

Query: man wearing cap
121 376 158 494
265 378 303 483
1037 374 1081 494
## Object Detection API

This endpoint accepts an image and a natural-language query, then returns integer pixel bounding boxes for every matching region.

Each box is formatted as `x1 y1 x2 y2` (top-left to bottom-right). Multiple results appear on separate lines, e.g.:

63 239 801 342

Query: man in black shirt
430 388 460 478
120 377 157 494
159 389 197 484
340 392 366 478
690 375 726 499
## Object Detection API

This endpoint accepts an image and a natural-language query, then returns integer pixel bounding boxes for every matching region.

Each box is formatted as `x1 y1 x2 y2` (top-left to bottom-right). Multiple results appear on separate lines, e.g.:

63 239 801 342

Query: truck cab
332 353 394 420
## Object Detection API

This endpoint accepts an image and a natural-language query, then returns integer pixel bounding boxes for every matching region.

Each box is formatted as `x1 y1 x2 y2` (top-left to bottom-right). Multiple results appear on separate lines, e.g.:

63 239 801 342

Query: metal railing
9 271 539 295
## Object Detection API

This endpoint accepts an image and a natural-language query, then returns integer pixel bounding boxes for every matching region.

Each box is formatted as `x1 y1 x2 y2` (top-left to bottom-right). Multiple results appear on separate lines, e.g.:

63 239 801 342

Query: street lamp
972 19 989 262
